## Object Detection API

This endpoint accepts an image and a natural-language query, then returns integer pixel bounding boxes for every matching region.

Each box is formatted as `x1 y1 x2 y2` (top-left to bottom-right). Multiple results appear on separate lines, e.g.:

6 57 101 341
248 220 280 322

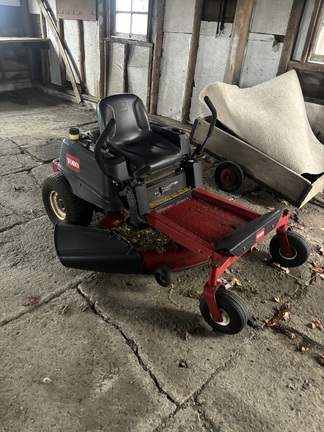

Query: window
309 3 324 64
113 0 150 40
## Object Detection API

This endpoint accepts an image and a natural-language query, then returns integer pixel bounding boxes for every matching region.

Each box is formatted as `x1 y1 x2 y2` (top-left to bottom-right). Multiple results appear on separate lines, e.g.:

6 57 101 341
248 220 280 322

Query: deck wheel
154 266 173 287
200 289 247 334
269 231 310 267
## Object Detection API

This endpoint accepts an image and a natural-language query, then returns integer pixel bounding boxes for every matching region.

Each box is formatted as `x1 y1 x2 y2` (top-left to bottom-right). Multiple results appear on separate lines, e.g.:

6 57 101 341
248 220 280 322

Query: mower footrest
215 209 282 256
55 224 142 273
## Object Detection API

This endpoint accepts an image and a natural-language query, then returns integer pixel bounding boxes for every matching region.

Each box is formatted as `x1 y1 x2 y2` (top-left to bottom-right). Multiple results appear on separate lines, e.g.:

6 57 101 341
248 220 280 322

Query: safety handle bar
94 118 116 176
191 96 217 158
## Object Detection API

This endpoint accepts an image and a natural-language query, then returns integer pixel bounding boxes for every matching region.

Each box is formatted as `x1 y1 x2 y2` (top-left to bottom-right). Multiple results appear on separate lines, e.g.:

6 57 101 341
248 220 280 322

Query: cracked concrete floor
0 88 323 432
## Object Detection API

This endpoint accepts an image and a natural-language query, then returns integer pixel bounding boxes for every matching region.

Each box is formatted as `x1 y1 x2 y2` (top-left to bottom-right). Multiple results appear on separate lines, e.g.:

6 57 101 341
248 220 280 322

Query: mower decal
66 154 80 173
256 228 265 242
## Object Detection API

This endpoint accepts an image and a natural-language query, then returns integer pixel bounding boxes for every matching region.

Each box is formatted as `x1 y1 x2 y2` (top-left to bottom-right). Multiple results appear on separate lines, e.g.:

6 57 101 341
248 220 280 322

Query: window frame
301 0 324 64
110 0 152 42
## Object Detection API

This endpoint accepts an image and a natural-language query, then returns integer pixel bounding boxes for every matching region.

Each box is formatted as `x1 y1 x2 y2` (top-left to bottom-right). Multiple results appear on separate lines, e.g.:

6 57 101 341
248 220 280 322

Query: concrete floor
0 88 323 432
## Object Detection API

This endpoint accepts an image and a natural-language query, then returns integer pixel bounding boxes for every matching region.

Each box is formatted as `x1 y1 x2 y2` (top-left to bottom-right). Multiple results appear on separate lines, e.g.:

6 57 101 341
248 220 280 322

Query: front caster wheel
269 231 310 268
214 161 244 193
42 173 93 226
200 289 247 334
154 266 173 287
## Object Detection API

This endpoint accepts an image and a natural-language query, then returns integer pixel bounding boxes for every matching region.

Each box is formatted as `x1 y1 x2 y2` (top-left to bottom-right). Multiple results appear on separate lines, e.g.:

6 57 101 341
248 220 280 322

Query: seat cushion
107 130 183 175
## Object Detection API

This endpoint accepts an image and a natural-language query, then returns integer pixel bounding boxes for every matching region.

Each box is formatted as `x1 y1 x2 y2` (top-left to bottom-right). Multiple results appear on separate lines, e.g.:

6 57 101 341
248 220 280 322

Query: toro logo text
66 153 80 173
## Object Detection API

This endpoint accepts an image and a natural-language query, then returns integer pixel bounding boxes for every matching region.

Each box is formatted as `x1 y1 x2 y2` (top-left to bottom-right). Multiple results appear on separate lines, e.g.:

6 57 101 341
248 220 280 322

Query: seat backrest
97 94 150 146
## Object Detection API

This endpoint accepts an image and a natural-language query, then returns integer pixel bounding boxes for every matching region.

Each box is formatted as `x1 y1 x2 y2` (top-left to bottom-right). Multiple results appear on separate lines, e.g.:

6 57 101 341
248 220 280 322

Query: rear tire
214 161 244 193
42 173 93 226
200 289 247 334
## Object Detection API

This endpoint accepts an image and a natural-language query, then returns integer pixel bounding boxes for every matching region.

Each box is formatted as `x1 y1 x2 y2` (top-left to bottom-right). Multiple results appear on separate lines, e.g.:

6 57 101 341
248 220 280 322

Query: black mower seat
97 94 183 177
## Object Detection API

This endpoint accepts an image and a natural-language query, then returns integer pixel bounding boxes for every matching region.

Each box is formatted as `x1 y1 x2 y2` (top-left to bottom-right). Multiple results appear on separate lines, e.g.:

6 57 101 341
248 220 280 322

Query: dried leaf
231 277 242 287
178 359 188 368
59 304 70 315
308 322 316 329
277 327 296 339
317 354 324 366
273 296 282 303
313 320 323 331
297 225 305 230
265 302 291 327
282 311 290 321
311 261 324 274
182 330 192 341
23 296 40 307
42 377 53 384
267 206 275 211
81 303 91 312
265 316 281 327
299 343 309 352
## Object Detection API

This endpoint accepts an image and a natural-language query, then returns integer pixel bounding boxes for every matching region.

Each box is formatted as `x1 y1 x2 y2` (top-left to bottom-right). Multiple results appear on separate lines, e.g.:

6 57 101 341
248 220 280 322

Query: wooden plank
0 46 7 80
35 0 82 103
104 37 152 48
299 175 324 208
300 0 322 63
97 0 106 99
77 20 86 94
181 0 204 123
20 1 37 81
146 45 153 109
123 43 130 93
190 118 311 206
277 0 306 76
149 0 166 114
223 0 254 85
288 59 324 73
58 19 66 88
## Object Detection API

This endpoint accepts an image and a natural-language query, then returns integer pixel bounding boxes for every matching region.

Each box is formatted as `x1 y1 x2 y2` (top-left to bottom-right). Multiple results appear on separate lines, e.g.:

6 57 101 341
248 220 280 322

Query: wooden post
35 0 82 103
223 0 255 85
277 0 306 75
123 43 130 93
181 0 204 123
98 0 106 99
77 20 86 94
19 0 36 80
58 19 66 88
149 0 166 114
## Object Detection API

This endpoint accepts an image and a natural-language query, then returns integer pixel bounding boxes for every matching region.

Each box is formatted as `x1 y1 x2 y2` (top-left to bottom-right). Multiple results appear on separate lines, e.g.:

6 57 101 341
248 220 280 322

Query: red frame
96 188 291 324
146 188 291 322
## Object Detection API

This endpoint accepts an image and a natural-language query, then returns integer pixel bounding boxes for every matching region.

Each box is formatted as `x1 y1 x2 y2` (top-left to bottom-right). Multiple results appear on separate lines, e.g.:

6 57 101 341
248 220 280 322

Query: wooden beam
149 0 166 114
0 46 7 80
104 37 152 47
19 1 36 80
103 0 111 97
58 19 66 88
77 20 86 94
98 0 106 99
223 0 255 85
301 0 322 63
0 37 48 44
277 0 306 75
35 0 82 103
288 59 324 73
123 43 130 93
181 0 204 123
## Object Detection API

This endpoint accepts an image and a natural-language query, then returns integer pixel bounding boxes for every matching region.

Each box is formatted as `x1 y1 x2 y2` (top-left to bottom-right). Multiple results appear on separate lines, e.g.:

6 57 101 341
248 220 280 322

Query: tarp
200 70 324 176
